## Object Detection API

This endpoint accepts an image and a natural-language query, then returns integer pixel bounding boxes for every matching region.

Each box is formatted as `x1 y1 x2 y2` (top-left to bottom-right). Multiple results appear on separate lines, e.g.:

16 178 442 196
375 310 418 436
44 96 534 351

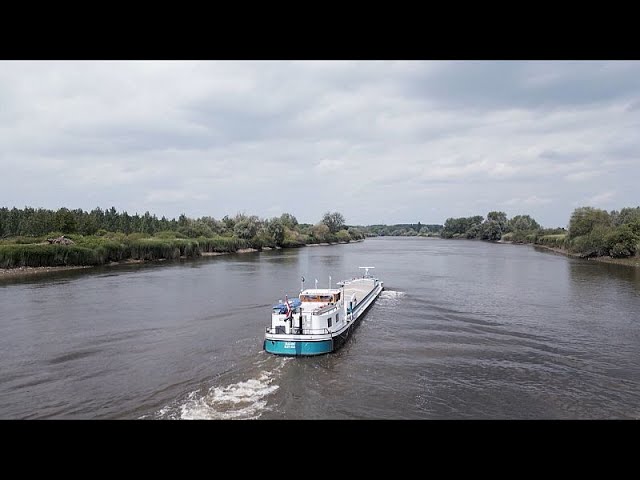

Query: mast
359 266 375 278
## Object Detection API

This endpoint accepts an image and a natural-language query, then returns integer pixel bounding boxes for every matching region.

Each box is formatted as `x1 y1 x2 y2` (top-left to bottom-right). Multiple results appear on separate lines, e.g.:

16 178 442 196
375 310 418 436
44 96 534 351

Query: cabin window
336 313 339 323
328 317 332 327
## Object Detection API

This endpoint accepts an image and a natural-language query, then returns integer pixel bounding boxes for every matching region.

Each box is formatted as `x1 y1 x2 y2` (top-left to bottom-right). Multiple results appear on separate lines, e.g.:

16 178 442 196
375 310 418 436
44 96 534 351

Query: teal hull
263 338 333 356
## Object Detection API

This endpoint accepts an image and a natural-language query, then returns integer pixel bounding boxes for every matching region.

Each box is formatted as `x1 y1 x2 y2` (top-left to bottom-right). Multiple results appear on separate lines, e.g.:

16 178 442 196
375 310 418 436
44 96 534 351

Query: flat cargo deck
342 280 376 304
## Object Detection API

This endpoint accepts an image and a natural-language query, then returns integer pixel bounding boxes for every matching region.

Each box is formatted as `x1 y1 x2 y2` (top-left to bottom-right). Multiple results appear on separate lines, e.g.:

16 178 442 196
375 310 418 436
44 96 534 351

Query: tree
280 213 298 229
479 220 502 241
222 215 235 232
234 217 258 239
441 215 483 238
616 207 640 227
568 207 611 240
179 220 214 238
487 211 508 233
268 218 285 246
605 223 639 258
54 208 77 234
508 214 540 232
312 223 330 241
321 211 345 234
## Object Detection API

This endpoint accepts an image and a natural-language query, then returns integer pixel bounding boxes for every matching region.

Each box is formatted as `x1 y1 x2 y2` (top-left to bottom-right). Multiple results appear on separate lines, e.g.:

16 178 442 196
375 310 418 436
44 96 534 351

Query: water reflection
568 259 640 292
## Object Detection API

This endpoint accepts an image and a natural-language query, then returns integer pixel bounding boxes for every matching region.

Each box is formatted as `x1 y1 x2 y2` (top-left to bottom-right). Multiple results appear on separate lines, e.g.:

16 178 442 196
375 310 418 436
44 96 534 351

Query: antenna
329 275 332 289
315 278 318 289
301 275 305 292
359 266 375 278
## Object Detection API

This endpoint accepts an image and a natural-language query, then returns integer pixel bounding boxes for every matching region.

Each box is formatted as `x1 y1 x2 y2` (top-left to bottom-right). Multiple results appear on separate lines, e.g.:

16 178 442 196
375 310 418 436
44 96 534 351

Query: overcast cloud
1 60 638 227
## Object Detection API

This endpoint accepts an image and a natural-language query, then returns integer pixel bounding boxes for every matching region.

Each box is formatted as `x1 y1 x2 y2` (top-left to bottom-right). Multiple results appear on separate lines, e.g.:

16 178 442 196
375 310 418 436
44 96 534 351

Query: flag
285 295 292 318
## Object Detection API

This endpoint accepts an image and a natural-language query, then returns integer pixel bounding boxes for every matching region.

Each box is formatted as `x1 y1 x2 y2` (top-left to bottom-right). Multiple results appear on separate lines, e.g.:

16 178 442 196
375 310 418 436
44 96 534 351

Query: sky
1 60 638 228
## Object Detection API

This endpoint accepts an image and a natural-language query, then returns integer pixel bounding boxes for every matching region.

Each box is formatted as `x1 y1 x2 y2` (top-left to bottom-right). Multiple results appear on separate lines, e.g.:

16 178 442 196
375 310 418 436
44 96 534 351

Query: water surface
1 237 639 419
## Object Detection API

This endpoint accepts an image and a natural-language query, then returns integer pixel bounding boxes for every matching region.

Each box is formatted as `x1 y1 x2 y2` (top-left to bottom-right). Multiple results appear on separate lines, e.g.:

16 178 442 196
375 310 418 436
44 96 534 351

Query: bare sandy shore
200 248 259 256
0 265 93 277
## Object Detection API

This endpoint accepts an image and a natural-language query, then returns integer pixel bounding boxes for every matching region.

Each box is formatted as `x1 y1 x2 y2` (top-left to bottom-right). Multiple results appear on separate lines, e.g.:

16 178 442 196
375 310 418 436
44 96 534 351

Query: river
1 237 639 419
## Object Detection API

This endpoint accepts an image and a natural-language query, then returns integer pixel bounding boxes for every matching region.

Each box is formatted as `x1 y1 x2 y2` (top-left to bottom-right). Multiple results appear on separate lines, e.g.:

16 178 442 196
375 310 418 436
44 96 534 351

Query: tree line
439 206 640 259
364 222 443 237
0 208 366 268
0 207 364 246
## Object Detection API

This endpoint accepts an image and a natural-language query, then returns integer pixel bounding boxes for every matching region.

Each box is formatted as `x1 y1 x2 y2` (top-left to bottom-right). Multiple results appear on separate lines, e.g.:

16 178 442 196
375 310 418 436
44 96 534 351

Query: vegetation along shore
438 206 640 266
0 208 362 272
2 204 639 275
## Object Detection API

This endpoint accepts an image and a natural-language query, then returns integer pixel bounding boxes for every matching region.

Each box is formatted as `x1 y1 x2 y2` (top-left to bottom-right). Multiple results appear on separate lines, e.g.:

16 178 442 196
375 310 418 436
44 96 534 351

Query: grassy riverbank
533 244 640 267
0 208 366 272
0 234 362 275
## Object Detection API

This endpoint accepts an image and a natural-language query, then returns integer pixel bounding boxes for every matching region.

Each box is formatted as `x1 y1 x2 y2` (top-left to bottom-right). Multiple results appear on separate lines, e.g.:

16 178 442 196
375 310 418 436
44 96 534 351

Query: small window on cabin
336 313 339 323
328 317 332 327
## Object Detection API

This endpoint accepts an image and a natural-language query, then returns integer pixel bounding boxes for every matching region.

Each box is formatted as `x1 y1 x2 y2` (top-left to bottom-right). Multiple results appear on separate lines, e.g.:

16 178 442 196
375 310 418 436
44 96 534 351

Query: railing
347 282 380 315
312 303 340 315
265 326 331 335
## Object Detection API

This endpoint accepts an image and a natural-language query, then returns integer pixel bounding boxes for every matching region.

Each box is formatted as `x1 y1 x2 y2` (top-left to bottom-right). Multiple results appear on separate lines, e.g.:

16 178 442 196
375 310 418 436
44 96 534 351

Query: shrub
155 230 187 239
336 230 351 242
610 243 631 258
501 232 514 242
568 226 609 257
605 224 639 258
537 234 566 248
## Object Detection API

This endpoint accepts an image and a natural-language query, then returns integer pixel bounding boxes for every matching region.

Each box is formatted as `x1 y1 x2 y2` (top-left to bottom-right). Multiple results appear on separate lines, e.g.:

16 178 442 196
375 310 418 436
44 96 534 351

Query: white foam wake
380 290 407 298
179 373 277 420
167 357 290 420
374 290 407 308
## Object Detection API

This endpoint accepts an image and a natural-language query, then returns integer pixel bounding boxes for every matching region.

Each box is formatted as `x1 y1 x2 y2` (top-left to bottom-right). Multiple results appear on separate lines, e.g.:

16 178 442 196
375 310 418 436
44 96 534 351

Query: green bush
568 226 610 257
605 224 639 258
155 230 187 239
537 234 566 248
610 243 631 258
127 232 147 241
336 230 351 242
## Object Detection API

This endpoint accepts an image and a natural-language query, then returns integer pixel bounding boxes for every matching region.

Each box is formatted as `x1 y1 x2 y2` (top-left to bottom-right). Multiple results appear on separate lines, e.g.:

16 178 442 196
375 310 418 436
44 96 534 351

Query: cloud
144 190 209 203
564 171 599 182
586 191 615 206
504 196 553 206
1 60 639 227
314 159 344 173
